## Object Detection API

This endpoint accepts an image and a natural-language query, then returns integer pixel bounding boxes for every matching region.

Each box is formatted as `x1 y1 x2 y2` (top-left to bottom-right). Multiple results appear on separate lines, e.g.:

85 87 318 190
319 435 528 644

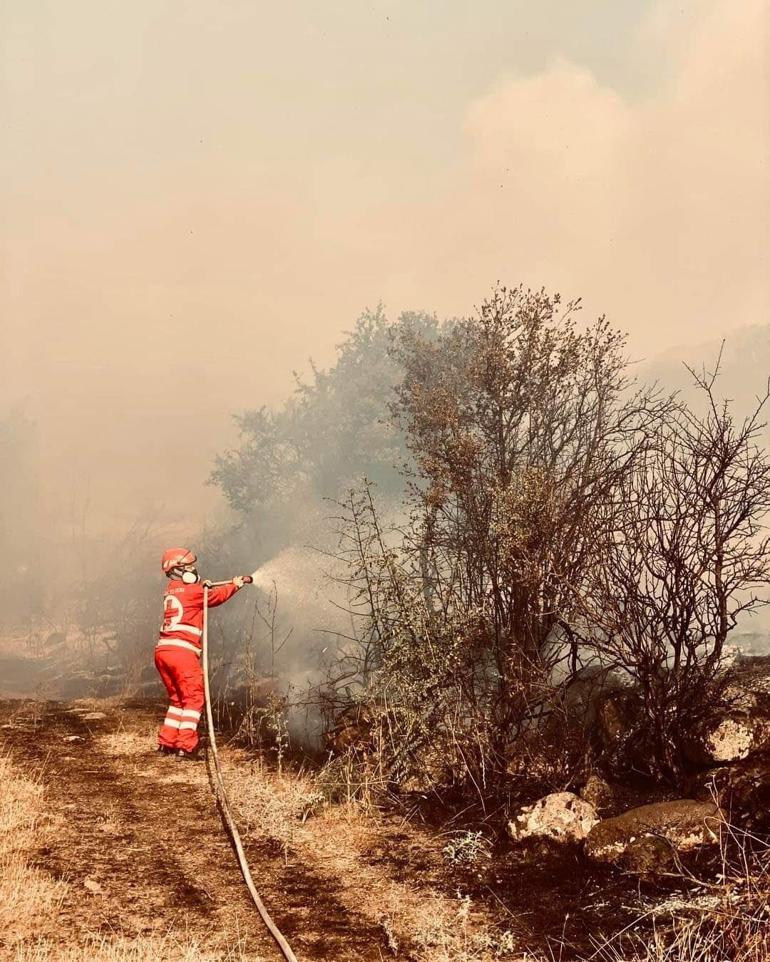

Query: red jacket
157 579 240 654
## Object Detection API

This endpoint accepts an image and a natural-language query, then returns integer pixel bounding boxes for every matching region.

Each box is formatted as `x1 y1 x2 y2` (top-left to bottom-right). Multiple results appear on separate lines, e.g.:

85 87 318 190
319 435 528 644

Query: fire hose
202 581 300 962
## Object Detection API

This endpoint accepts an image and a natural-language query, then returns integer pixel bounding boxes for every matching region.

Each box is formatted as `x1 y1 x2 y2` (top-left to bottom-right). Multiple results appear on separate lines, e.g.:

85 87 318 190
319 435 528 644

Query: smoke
250 543 350 668
3 0 767 552
2 0 768 698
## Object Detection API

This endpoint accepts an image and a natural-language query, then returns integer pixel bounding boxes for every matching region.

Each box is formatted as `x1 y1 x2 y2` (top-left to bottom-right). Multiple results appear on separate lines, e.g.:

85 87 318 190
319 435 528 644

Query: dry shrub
315 749 393 811
0 751 65 946
503 708 593 796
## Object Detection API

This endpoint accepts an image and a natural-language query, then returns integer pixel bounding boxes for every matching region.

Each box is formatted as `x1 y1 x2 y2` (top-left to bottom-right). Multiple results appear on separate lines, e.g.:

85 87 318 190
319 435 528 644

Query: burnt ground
0 699 390 962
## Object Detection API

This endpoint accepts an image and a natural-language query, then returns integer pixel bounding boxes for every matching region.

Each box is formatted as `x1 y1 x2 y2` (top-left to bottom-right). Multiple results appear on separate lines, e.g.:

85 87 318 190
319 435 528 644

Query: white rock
706 716 756 762
508 792 599 844
699 711 770 764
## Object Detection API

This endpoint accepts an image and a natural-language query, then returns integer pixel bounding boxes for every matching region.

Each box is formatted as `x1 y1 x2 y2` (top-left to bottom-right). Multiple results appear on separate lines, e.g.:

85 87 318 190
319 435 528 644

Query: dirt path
0 699 389 961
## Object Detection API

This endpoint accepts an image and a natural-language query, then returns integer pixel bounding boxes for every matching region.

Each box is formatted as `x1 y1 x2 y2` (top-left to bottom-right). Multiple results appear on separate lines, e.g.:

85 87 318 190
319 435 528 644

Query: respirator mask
172 566 200 584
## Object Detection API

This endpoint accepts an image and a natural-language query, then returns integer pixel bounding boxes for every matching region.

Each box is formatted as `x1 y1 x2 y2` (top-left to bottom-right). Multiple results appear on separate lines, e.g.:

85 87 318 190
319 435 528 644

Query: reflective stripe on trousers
154 647 205 752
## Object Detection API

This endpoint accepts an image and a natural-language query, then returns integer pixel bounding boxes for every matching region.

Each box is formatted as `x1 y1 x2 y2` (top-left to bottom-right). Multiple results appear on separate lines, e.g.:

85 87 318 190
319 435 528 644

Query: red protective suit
155 579 240 753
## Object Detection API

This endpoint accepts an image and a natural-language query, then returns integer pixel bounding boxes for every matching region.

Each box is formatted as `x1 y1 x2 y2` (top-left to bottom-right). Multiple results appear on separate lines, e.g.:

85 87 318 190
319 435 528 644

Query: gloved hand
232 575 247 588
202 579 213 589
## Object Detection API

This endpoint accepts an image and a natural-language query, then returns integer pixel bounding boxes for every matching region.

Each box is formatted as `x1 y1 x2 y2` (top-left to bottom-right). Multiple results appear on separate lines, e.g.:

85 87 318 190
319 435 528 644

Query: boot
176 748 201 762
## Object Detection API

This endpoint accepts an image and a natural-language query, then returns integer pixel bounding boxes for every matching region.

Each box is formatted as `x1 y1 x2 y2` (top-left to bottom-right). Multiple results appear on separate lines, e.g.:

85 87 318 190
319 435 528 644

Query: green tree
210 307 437 526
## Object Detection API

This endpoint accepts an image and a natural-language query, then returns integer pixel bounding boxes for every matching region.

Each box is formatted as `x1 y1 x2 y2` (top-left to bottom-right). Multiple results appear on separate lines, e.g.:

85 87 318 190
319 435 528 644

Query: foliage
330 287 660 786
210 307 437 518
326 288 770 789
442 831 492 866
206 307 439 679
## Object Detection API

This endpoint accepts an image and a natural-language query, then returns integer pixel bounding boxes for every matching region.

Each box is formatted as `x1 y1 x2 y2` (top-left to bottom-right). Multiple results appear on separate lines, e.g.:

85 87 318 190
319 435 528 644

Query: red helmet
161 547 197 574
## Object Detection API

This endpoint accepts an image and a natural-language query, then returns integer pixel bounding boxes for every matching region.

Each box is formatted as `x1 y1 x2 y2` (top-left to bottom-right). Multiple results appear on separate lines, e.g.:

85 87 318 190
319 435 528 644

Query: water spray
202 579 299 962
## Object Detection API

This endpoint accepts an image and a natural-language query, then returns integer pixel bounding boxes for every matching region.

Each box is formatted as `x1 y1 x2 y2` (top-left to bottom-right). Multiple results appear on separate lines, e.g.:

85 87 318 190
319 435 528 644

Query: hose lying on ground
202 584 300 962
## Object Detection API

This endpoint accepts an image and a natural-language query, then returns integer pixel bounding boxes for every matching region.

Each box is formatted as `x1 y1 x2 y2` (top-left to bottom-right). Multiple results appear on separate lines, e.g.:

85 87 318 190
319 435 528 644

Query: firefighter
155 547 247 759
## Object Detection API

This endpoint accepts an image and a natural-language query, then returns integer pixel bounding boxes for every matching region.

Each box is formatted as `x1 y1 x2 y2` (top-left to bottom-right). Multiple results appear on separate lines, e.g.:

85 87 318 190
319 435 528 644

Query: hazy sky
1 0 768 533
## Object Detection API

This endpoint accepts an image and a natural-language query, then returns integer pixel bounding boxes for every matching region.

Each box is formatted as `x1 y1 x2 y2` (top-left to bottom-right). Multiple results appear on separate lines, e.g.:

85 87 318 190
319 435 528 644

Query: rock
80 712 107 721
397 771 438 794
397 742 462 793
579 775 616 815
593 689 643 774
701 712 770 763
622 835 676 876
722 684 759 712
508 792 599 844
688 677 770 765
324 704 381 755
83 877 104 895
706 758 770 833
586 799 723 874
63 735 83 743
596 690 639 748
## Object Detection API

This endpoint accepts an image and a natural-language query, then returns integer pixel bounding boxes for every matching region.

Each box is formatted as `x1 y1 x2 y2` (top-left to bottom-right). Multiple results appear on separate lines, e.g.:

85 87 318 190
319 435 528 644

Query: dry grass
314 749 394 811
66 695 129 713
587 914 769 962
368 885 524 962
220 749 525 961
584 825 770 962
221 752 325 856
97 727 157 758
324 829 524 962
0 751 65 947
95 726 211 788
10 934 257 961
221 746 770 962
0 736 258 961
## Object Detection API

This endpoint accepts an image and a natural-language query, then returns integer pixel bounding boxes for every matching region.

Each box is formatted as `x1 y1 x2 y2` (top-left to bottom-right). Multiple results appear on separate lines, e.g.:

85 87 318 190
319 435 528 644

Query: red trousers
155 646 204 752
